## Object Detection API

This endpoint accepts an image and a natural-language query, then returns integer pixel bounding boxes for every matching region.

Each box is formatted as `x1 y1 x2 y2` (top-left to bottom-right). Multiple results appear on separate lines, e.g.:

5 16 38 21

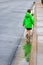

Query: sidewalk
28 2 43 65
12 2 43 65
11 38 27 65
36 2 43 65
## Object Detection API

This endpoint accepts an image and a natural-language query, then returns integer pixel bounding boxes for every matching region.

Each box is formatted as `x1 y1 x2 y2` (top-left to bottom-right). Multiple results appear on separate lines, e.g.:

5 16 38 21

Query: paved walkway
30 3 43 65
36 3 43 65
12 2 43 65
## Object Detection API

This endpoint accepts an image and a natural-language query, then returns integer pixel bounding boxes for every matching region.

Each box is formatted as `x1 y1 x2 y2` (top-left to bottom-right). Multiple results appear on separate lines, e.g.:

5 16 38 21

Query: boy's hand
22 24 24 26
31 14 34 16
33 24 34 25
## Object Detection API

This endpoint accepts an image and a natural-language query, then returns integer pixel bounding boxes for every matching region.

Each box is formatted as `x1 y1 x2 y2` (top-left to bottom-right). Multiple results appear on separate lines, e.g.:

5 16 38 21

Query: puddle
18 59 29 65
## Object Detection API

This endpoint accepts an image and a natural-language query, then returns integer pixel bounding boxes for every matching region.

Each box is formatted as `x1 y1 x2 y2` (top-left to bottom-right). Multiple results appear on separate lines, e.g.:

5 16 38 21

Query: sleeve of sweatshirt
22 14 26 26
22 12 27 26
22 17 25 26
30 15 34 24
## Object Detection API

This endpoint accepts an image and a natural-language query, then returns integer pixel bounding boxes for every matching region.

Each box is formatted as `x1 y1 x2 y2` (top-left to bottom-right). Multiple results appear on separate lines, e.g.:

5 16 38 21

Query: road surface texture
0 0 36 65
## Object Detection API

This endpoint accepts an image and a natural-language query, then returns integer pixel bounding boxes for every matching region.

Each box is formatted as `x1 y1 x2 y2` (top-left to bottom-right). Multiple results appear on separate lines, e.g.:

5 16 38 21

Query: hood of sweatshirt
25 12 31 18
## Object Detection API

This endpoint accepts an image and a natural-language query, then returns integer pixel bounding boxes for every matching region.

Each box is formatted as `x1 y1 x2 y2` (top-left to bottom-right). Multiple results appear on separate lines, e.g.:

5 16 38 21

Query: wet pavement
0 0 35 65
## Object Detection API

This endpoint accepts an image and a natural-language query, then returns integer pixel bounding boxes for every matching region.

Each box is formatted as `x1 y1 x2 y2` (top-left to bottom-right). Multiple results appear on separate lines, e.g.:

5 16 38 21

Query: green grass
23 43 32 62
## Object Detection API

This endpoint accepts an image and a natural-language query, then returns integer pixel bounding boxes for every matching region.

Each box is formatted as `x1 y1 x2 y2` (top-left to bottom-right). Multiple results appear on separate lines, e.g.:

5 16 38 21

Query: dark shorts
26 28 32 30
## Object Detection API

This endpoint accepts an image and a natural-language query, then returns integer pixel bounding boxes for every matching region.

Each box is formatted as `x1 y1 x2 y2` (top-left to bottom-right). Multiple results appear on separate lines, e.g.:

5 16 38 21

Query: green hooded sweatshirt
23 12 34 29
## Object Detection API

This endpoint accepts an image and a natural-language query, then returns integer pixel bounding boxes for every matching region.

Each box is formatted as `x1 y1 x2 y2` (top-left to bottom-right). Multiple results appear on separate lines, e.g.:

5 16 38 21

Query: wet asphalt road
0 0 36 65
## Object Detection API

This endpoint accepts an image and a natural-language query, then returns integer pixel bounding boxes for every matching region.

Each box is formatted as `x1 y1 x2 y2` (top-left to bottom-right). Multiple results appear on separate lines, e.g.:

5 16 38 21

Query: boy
22 9 34 43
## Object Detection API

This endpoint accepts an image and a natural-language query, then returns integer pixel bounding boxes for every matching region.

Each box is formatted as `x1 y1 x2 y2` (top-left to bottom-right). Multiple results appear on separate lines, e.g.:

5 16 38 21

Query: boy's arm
22 17 25 26
30 15 34 25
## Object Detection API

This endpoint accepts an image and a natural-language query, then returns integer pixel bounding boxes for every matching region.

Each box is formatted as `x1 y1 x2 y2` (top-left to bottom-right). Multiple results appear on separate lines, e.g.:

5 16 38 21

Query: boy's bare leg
26 30 30 43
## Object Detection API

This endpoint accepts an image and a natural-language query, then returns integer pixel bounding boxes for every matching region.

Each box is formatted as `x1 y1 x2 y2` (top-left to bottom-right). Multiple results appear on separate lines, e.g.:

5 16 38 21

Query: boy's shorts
26 28 32 30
